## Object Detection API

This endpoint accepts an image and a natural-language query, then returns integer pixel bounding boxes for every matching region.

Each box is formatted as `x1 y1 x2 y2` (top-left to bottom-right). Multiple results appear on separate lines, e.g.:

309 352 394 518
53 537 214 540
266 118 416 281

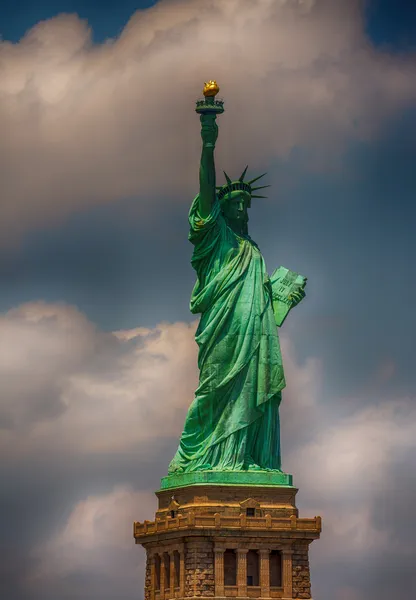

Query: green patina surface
160 470 293 490
165 90 306 488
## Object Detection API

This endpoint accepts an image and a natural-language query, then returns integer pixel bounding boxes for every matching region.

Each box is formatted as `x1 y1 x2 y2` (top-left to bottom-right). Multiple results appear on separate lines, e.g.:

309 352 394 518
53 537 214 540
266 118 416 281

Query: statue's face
221 190 250 224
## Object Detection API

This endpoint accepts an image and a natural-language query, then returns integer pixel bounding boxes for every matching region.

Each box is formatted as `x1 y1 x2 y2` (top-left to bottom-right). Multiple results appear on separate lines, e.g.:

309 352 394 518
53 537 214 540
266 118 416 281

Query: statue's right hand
200 114 218 147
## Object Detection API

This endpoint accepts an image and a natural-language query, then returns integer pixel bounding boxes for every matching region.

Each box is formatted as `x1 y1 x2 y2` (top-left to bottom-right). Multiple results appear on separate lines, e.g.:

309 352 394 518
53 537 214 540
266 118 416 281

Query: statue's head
220 189 251 232
217 167 270 233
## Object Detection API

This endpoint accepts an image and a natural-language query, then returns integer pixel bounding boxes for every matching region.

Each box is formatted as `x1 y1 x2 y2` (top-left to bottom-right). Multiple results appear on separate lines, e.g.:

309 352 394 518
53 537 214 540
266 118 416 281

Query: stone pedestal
134 483 321 600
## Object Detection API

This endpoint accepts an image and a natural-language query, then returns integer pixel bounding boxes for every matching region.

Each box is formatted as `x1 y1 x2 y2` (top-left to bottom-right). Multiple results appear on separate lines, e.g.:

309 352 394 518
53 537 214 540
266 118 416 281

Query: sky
0 0 415 599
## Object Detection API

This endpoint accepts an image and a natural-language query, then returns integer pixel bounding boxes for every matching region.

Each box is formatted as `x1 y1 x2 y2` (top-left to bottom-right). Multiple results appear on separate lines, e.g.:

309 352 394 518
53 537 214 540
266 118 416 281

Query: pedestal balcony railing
134 513 322 539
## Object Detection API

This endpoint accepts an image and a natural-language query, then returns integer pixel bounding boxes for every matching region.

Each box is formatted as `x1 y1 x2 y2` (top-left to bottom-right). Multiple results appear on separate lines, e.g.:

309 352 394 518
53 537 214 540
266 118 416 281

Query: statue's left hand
288 288 306 307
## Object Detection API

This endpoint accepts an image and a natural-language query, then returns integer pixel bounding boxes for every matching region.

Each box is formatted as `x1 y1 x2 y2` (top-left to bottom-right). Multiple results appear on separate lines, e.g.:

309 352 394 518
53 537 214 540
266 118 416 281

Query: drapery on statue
168 82 306 475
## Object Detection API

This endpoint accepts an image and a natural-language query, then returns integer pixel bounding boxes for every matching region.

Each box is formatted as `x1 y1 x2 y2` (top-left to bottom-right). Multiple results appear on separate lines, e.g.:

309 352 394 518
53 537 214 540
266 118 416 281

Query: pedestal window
164 553 171 591
270 550 282 588
224 549 237 586
173 550 180 589
247 550 260 586
155 554 161 591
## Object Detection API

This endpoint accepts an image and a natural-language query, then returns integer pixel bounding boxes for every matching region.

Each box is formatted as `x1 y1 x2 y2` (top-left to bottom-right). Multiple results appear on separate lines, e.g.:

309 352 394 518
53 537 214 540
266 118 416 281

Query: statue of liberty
168 82 306 478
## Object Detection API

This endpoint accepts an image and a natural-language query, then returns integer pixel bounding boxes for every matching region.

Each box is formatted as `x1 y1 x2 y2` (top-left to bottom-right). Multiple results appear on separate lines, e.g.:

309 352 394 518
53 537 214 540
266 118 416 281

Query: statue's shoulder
189 197 222 233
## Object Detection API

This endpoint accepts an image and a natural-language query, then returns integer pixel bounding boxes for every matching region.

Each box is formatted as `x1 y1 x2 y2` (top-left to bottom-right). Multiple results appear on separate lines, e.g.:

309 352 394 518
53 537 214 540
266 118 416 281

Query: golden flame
203 80 220 97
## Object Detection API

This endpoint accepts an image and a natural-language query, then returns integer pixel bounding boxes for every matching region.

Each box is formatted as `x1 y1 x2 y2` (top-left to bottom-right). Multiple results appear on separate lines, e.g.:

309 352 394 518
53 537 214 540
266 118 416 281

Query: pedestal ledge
160 470 293 490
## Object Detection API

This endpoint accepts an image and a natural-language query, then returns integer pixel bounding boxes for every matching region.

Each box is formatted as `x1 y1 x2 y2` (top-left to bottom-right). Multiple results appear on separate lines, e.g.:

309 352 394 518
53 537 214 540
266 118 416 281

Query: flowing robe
168 196 286 473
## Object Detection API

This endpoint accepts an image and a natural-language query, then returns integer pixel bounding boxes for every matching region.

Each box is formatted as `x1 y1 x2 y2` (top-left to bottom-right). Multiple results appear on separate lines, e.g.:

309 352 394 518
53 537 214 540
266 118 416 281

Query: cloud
0 302 198 458
1 0 416 244
288 398 416 551
0 302 98 432
28 486 154 595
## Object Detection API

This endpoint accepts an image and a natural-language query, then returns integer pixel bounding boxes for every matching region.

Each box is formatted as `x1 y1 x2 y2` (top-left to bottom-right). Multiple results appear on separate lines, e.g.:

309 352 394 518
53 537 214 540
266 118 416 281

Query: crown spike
251 184 271 192
251 194 267 198
223 171 232 185
247 172 267 185
239 165 249 182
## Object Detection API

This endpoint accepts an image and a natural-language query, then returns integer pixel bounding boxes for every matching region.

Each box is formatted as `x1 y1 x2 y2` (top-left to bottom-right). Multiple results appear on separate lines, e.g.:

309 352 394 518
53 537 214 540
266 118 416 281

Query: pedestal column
282 549 293 600
214 547 225 597
258 548 270 598
236 548 248 597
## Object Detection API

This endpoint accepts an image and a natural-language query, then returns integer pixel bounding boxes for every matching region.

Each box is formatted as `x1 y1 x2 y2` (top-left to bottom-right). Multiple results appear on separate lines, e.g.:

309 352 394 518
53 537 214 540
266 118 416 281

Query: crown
216 166 270 207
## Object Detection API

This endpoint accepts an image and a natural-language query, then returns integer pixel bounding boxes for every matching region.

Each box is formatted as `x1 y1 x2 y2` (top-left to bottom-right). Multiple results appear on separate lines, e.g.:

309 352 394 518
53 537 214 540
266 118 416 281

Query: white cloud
286 397 416 561
27 486 154 594
1 0 416 243
0 302 98 437
0 302 199 457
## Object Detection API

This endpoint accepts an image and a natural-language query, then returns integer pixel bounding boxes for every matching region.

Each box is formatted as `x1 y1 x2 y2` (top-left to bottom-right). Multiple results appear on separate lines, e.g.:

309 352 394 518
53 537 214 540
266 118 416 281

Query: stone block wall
292 543 312 599
185 539 215 597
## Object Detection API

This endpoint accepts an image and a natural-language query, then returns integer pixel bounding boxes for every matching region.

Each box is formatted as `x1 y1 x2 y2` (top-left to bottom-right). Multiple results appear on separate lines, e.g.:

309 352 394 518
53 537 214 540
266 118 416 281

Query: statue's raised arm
196 81 222 219
198 114 218 218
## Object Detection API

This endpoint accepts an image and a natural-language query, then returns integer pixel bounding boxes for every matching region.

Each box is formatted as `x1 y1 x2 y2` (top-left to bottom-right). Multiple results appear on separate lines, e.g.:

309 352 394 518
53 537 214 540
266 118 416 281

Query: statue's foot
245 463 263 471
244 463 283 472
168 466 184 474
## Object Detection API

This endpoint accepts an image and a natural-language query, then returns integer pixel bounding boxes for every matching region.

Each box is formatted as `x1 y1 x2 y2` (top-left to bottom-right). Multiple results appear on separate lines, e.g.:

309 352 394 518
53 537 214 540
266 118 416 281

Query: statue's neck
227 220 246 236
